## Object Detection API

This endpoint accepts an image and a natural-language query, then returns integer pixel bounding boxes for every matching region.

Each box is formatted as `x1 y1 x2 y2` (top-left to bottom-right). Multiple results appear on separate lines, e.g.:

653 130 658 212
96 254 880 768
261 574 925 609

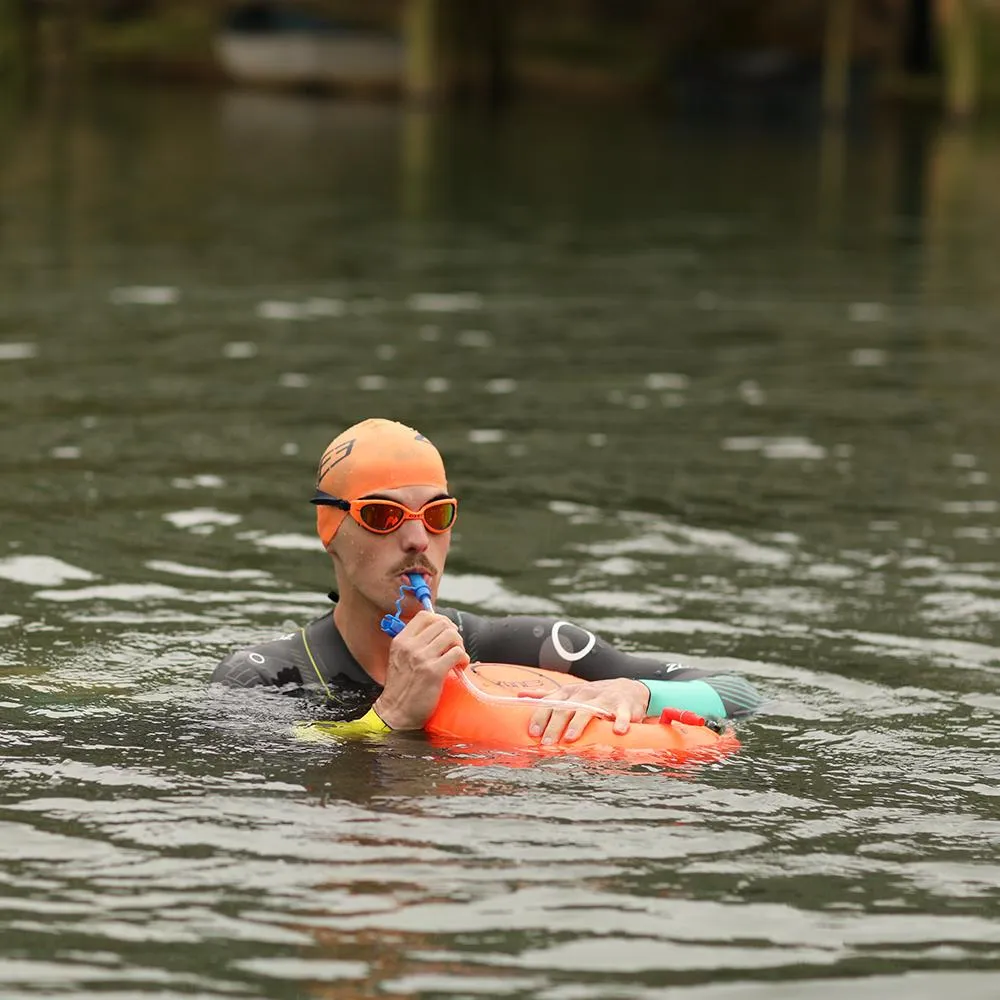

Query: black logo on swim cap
317 438 355 483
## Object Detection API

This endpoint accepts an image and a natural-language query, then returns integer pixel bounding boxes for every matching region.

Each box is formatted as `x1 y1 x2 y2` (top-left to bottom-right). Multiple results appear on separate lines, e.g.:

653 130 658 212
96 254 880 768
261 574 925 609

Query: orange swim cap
313 418 448 547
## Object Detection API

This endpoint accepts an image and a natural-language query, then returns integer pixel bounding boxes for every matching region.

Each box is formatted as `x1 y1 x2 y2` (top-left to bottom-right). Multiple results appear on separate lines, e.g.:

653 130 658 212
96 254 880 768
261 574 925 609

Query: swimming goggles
311 490 458 534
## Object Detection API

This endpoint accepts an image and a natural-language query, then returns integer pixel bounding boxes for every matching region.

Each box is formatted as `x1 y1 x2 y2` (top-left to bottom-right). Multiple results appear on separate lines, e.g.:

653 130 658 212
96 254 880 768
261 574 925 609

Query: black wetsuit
211 605 762 722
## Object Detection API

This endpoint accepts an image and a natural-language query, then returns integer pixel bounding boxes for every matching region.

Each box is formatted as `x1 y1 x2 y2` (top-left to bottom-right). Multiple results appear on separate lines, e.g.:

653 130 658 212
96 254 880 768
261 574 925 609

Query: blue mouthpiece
408 573 434 612
379 573 435 637
380 613 404 637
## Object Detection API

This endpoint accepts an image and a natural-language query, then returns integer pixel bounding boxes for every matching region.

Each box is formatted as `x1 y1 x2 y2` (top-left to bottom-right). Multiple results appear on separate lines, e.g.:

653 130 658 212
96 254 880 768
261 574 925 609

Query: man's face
329 484 453 615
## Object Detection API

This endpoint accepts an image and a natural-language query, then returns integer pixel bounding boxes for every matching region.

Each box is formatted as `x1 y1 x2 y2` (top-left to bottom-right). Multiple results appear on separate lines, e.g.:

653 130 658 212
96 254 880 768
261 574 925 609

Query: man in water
211 418 761 742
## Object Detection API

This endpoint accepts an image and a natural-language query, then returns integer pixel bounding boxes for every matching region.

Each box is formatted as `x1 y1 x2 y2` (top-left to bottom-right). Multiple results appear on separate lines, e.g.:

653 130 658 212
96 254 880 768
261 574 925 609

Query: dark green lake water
1 86 998 999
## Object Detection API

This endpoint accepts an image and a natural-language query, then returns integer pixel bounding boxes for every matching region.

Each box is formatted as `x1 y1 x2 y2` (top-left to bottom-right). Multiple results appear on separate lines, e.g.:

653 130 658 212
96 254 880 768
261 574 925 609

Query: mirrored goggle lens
423 500 457 531
358 503 406 532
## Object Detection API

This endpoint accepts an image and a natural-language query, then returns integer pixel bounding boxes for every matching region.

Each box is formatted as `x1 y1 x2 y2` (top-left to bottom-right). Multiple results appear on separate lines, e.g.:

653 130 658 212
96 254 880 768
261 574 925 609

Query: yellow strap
300 626 335 702
295 625 391 741
295 706 391 742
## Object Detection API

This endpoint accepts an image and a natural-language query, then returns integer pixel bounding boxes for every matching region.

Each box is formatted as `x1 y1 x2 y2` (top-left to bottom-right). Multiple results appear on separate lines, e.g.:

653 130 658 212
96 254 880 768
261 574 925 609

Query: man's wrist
636 680 653 716
372 698 400 730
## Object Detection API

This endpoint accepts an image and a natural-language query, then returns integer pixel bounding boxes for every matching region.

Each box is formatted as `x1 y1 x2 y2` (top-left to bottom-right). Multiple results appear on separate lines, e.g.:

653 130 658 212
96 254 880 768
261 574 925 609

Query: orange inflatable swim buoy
424 663 740 762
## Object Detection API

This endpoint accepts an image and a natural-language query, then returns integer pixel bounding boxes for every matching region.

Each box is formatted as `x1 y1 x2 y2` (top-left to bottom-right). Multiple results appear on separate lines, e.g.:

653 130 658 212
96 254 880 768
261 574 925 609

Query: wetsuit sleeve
446 610 762 719
295 706 391 741
210 632 310 692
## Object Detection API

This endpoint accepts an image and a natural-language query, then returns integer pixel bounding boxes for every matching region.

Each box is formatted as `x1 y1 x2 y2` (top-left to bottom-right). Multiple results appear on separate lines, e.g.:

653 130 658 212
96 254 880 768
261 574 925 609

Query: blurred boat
215 2 403 90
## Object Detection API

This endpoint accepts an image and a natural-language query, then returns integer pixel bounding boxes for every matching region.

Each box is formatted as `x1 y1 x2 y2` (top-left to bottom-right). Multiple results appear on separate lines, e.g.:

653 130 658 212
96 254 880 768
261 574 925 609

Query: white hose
410 577 616 722
455 666 615 719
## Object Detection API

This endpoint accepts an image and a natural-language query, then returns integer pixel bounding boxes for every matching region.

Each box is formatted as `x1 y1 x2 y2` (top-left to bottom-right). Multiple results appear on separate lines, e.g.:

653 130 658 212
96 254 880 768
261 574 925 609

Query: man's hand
374 611 469 730
523 678 651 745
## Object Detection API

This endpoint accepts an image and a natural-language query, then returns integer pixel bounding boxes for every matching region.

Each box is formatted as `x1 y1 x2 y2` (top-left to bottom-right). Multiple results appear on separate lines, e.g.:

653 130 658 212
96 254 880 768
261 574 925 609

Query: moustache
390 559 436 578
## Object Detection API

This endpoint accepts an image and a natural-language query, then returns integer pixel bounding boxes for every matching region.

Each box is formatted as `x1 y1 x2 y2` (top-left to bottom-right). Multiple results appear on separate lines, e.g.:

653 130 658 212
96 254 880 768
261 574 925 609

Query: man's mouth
396 566 434 581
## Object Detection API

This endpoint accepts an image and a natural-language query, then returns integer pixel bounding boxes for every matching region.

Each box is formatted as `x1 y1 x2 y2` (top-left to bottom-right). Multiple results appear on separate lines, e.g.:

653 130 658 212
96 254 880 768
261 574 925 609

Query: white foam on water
280 442 299 456
407 292 483 312
33 584 320 608
34 583 183 602
722 436 827 460
849 348 888 366
0 615 21 628
163 508 241 529
438 573 561 615
848 301 888 322
0 342 38 361
592 616 763 638
806 563 857 581
304 297 346 317
645 372 689 391
109 286 179 306
921 592 1000 622
357 375 387 391
171 474 225 489
233 958 368 981
485 378 517 394
50 446 80 460
607 512 796 568
457 329 493 348
375 344 397 361
145 560 270 581
256 301 308 320
761 438 826 460
0 556 97 587
237 531 322 551
223 341 258 359
279 373 309 388
942 500 998 514
954 526 1000 540
424 377 450 393
818 626 1000 672
468 429 505 444
739 379 766 405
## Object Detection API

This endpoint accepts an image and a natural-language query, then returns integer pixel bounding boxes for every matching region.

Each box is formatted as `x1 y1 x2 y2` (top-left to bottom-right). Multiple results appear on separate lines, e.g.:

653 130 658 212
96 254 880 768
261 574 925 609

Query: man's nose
396 517 429 552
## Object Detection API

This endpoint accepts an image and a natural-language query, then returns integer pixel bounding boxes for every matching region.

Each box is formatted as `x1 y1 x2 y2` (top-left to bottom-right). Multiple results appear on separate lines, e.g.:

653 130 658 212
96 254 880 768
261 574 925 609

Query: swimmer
211 418 761 742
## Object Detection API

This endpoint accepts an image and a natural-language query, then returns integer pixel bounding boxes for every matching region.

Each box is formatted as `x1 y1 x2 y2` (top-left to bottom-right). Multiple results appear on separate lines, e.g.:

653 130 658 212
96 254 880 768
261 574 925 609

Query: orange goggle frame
311 490 457 535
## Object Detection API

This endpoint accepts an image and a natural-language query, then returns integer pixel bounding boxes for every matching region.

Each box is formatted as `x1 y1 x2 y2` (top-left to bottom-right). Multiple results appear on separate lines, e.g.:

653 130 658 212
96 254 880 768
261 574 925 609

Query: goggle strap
310 491 350 510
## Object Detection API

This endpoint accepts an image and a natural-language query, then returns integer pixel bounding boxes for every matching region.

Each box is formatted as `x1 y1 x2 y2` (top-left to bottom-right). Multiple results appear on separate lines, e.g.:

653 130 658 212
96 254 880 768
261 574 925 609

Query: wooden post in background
0 0 39 97
822 0 854 119
404 0 444 103
937 0 978 118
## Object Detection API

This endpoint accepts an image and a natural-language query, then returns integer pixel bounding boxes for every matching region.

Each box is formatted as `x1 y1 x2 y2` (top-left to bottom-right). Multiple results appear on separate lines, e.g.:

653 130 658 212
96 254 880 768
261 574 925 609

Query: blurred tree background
0 1 996 117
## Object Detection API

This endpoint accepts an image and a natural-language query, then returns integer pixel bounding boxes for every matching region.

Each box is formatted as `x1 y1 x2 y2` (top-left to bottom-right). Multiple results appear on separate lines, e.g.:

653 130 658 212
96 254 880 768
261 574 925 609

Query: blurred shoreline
4 1 1000 116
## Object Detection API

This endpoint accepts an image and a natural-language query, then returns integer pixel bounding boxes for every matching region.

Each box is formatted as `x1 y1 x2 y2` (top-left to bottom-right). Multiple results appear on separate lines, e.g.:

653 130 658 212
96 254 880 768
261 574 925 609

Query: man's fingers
527 706 550 737
540 708 575 745
527 688 574 737
422 626 465 660
401 611 453 641
613 700 632 735
400 610 437 635
563 709 596 743
440 645 470 672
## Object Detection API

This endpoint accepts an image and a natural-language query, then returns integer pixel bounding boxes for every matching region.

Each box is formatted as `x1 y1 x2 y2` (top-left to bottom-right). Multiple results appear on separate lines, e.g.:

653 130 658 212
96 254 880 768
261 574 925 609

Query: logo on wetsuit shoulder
538 621 597 669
